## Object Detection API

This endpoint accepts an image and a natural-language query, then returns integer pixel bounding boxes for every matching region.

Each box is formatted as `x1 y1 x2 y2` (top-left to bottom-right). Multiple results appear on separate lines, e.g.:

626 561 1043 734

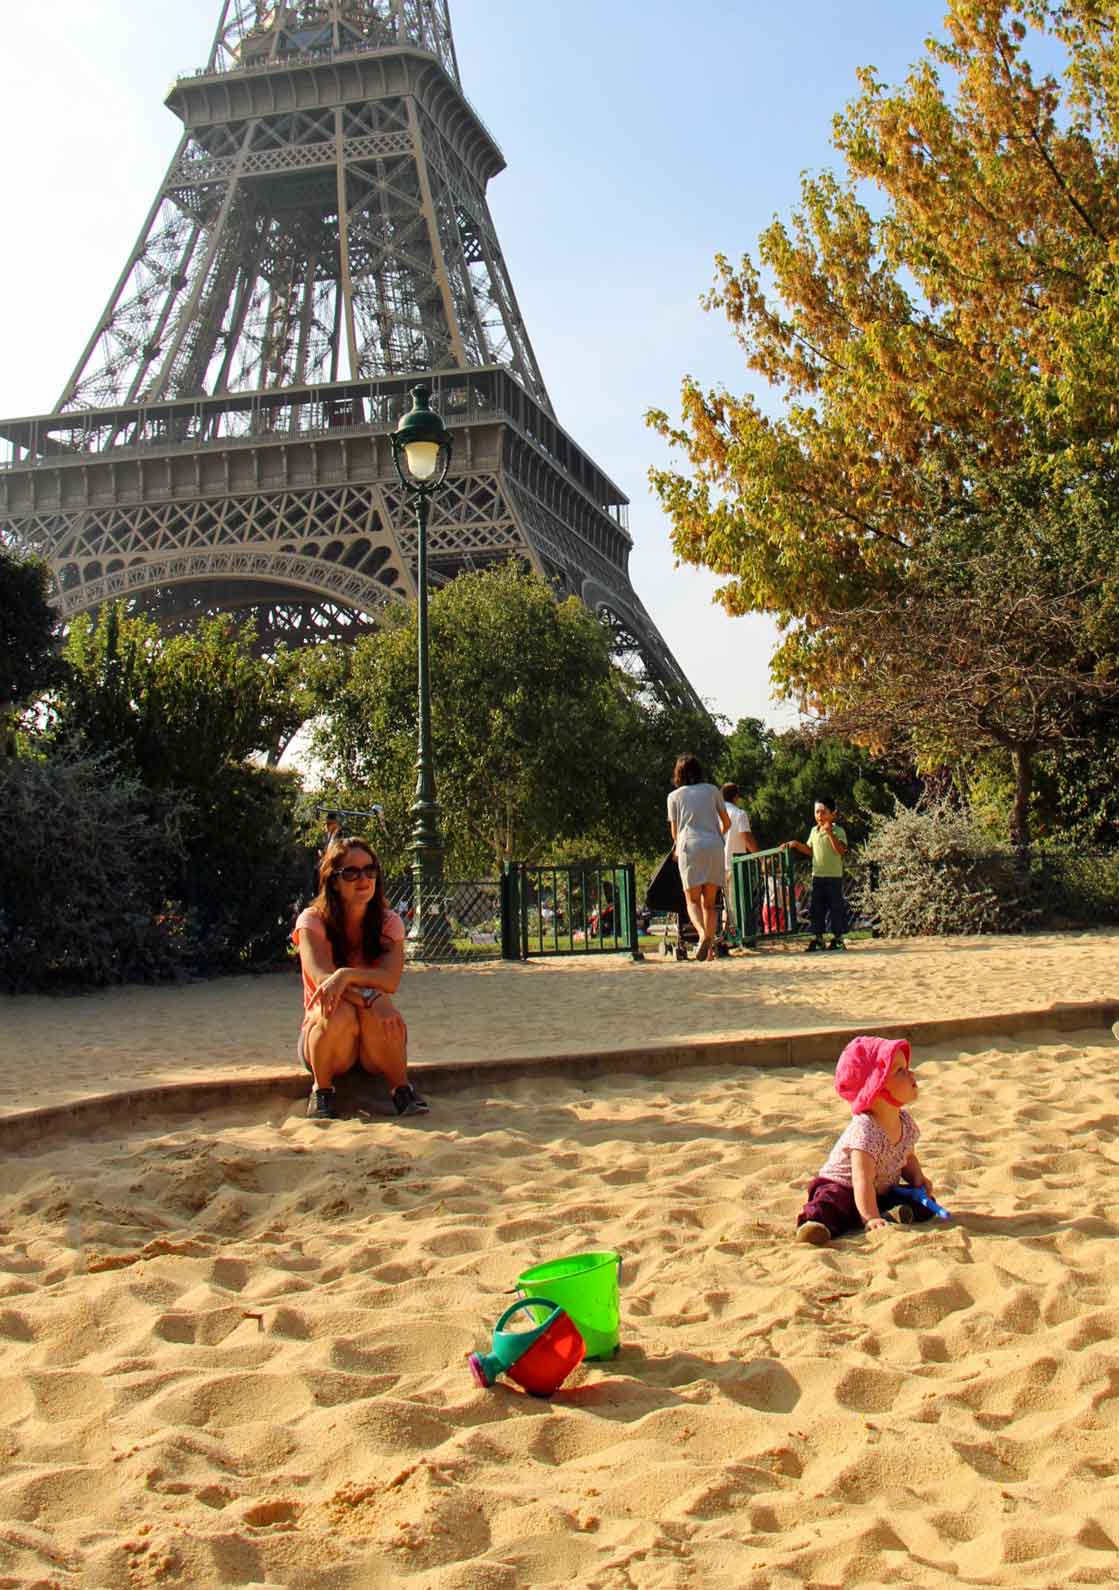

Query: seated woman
293 835 430 1120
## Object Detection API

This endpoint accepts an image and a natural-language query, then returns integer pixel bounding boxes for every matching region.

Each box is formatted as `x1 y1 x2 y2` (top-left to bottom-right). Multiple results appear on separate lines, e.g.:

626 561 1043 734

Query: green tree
719 717 775 805
1028 704 1119 849
52 605 308 788
580 694 726 863
46 606 312 966
308 563 722 876
0 549 59 752
821 493 1119 853
648 1 1119 770
717 718 912 851
176 762 311 967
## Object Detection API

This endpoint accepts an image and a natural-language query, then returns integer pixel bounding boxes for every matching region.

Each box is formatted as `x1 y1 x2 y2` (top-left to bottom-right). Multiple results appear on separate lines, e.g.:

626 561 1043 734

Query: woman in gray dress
667 754 731 961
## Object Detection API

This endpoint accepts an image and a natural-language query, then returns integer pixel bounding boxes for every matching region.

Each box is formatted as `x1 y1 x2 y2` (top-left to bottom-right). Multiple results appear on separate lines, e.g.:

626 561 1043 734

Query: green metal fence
730 847 801 946
731 849 874 946
503 862 642 961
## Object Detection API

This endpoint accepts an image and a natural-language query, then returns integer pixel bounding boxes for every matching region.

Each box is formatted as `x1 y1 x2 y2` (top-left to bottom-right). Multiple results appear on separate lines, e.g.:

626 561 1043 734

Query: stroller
645 851 727 960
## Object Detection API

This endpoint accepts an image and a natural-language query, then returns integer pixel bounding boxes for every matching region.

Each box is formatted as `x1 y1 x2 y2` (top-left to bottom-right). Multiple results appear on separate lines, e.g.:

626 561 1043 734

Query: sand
1 936 1118 1587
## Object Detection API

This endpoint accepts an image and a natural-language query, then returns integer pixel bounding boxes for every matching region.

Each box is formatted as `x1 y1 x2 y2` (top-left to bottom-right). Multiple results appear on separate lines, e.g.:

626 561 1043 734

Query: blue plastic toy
888 1184 951 1221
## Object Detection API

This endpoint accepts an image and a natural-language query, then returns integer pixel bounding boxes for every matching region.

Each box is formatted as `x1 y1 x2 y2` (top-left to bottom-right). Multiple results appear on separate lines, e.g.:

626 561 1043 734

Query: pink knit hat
834 1035 910 1114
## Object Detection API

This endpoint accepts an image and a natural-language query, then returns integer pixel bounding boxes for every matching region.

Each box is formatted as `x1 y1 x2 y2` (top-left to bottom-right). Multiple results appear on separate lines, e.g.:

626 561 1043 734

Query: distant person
720 782 759 943
667 754 731 962
781 794 848 951
588 877 615 938
293 835 429 1120
315 810 343 868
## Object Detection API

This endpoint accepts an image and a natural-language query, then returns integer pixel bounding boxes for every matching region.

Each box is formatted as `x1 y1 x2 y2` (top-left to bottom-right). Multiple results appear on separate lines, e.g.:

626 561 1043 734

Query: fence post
519 864 530 960
623 864 643 961
781 847 798 935
500 862 521 961
732 852 753 947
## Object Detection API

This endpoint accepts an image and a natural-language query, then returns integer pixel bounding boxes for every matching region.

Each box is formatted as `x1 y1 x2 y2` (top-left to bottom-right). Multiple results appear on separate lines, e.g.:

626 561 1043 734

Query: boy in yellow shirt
781 795 848 952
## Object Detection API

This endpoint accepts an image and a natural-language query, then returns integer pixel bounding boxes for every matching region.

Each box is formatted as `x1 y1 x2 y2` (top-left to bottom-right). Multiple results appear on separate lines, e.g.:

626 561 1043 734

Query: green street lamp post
391 386 454 961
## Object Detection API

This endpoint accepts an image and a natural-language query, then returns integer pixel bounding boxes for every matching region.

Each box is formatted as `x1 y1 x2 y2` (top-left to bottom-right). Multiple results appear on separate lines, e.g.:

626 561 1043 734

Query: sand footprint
949 1435 1031 1483
0 1463 112 1527
421 1228 486 1258
891 1279 974 1330
1064 1310 1119 1350
24 1370 112 1423
150 1371 315 1430
300 1369 396 1407
208 1256 252 1292
0 1374 35 1422
151 1307 247 1347
833 1366 905 1414
0 1308 34 1342
344 1395 453 1454
240 1497 302 1529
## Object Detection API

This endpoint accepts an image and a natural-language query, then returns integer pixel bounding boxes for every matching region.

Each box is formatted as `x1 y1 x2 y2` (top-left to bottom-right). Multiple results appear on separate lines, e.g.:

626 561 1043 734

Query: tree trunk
1009 745 1033 863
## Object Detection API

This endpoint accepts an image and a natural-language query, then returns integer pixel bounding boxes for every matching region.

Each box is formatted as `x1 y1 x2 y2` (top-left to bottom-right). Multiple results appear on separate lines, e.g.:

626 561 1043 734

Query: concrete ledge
3 998 1117 1155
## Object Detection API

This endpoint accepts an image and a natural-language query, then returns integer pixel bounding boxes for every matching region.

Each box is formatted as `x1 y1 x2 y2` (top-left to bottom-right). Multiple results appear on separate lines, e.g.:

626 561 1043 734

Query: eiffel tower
0 1 701 709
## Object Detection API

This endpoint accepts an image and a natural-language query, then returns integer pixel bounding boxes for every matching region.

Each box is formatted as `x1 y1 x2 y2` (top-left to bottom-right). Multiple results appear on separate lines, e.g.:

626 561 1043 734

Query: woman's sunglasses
334 864 378 883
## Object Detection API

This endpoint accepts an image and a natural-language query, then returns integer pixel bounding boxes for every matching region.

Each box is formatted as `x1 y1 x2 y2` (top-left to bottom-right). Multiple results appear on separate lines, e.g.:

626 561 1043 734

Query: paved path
3 930 1117 1117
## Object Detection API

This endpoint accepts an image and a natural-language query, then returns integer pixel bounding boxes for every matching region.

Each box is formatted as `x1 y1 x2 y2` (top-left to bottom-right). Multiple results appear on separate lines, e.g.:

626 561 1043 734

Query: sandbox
1 1012 1118 1586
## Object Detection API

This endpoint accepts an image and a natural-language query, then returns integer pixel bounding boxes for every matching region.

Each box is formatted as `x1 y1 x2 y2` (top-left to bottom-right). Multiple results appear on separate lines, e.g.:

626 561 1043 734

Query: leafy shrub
1029 849 1119 929
0 750 190 991
719 720 917 852
171 764 314 972
0 751 312 990
854 797 1041 936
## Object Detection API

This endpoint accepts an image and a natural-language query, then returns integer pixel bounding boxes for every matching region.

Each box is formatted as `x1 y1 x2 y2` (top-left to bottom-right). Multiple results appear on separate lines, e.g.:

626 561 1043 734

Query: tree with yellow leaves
649 0 1119 851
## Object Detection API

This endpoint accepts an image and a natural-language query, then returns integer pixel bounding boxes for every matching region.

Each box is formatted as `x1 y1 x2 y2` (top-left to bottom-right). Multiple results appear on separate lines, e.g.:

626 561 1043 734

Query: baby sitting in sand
796 1035 937 1245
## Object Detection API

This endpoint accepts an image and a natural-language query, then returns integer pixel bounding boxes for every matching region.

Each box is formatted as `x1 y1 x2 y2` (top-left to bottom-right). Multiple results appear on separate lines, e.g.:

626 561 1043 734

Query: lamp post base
406 891 455 962
408 800 452 962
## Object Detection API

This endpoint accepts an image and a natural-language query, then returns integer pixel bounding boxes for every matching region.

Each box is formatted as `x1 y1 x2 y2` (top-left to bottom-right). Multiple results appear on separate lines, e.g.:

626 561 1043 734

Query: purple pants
797 1177 934 1238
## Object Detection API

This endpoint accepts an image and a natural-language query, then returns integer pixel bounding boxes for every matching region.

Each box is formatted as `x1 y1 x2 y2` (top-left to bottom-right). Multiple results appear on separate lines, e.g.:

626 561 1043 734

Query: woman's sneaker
392 1084 430 1117
804 937 825 953
828 936 847 951
307 1087 337 1120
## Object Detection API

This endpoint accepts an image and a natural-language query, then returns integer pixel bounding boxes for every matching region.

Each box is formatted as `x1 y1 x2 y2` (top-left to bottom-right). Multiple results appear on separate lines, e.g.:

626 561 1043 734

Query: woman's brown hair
672 754 704 787
307 836 387 965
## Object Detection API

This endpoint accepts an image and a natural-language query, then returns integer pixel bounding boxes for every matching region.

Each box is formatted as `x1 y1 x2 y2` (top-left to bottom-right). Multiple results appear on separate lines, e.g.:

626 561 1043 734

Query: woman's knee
307 1002 359 1052
357 1022 408 1087
359 1015 407 1062
331 1002 360 1037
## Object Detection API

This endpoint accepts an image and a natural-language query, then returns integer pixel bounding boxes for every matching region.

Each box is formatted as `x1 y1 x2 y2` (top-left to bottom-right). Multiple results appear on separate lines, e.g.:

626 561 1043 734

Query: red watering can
468 1298 585 1397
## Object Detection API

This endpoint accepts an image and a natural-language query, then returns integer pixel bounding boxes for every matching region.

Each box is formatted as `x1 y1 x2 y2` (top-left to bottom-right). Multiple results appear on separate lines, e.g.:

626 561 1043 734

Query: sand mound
1 1030 1118 1586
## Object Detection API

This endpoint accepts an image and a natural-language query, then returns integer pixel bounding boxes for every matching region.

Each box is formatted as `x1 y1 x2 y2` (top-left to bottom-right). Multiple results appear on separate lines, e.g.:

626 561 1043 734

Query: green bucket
516 1250 621 1360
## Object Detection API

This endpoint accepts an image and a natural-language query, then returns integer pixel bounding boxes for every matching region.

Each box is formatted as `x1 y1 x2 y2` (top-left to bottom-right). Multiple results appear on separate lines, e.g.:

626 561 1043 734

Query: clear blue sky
0 1 965 728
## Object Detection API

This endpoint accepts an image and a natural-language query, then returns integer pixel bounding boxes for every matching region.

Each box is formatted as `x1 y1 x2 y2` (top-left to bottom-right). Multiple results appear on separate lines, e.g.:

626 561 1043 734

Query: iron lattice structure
0 0 702 708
